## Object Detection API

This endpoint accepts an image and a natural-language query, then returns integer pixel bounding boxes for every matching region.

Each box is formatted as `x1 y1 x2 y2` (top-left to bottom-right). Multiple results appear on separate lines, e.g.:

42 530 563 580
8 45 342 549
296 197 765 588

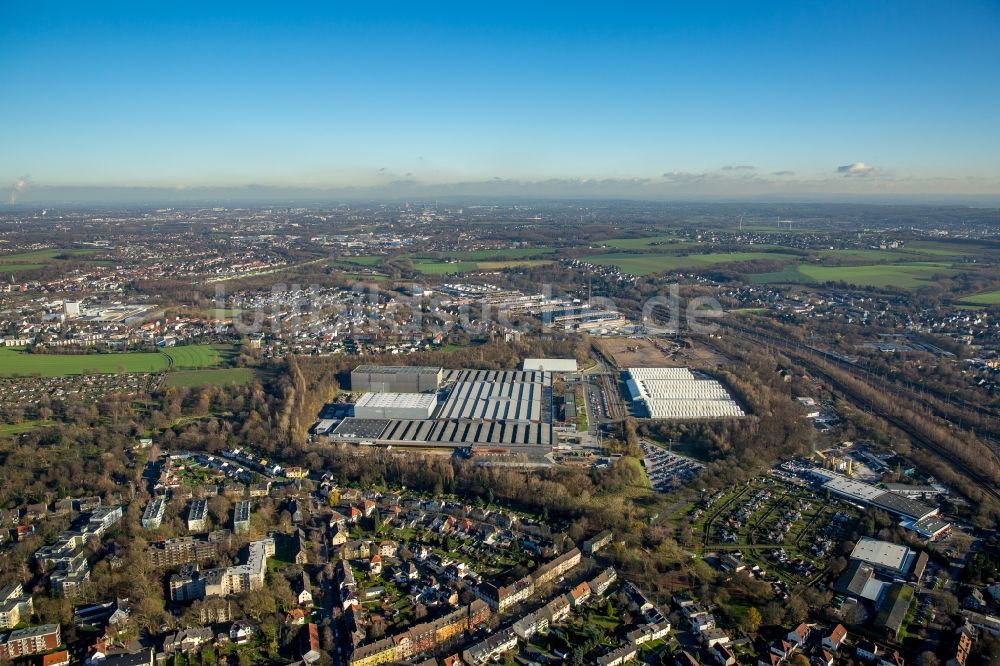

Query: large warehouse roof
439 379 546 422
444 368 551 386
850 537 913 574
353 365 442 375
625 367 743 420
354 392 437 420
822 476 887 502
355 392 437 410
819 472 939 522
522 358 578 373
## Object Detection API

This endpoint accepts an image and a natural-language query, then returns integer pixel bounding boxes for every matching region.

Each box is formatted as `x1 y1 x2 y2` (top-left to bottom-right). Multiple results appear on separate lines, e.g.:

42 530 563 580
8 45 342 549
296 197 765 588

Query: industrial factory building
812 470 941 524
326 365 554 458
353 392 437 420
438 372 549 422
351 365 443 393
850 537 915 577
331 417 553 448
522 358 578 373
625 367 744 420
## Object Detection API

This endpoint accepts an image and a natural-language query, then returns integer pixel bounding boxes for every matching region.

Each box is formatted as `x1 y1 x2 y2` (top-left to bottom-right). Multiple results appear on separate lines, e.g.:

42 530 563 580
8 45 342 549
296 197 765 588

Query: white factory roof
355 392 438 410
522 358 578 373
627 367 695 380
850 537 913 573
644 400 744 419
822 475 889 502
626 367 744 419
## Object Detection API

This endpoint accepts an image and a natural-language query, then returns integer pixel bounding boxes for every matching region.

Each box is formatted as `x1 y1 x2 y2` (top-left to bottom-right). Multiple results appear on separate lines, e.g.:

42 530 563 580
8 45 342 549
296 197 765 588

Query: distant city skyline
2 2 999 204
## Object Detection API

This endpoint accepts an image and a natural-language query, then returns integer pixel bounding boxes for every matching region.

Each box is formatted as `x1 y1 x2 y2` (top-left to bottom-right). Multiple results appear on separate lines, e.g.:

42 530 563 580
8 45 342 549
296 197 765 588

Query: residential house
787 623 811 647
823 624 848 652
296 572 313 606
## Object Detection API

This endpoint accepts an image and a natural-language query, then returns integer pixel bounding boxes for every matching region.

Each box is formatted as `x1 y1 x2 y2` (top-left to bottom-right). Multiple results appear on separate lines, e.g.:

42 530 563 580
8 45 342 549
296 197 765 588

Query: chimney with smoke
9 176 30 204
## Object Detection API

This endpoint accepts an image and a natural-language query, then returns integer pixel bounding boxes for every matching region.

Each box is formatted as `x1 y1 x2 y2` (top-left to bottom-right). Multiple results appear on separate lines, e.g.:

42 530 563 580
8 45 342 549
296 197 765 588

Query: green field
0 249 100 274
751 262 958 289
0 344 230 377
0 348 169 376
818 246 975 263
161 344 229 369
593 235 682 249
583 251 799 276
162 368 256 388
339 272 388 281
413 259 553 274
415 248 553 260
0 420 57 436
958 289 1000 305
334 255 383 265
906 240 982 256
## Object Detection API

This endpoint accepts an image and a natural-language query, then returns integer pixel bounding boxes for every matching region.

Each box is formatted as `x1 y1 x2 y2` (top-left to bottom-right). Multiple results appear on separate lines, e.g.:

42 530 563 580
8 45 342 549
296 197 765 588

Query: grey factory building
351 365 443 393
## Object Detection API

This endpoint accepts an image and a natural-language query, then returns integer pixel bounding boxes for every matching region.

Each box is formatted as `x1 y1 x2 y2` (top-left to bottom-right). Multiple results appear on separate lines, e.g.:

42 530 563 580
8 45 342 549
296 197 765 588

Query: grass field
593 235 682 249
162 368 256 388
334 255 383 265
818 246 974 263
161 344 228 369
0 344 230 377
0 420 57 436
0 249 100 274
583 251 799 276
412 259 553 274
750 262 958 289
416 248 553 260
958 289 1000 305
0 348 170 376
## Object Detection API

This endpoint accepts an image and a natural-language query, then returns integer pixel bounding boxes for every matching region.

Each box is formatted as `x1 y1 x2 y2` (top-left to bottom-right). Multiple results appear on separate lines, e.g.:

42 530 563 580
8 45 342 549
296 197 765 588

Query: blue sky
2 1 999 202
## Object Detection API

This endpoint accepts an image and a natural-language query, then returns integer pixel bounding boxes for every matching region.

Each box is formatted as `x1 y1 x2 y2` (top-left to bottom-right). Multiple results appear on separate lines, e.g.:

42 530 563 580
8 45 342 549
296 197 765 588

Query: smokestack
8 176 29 204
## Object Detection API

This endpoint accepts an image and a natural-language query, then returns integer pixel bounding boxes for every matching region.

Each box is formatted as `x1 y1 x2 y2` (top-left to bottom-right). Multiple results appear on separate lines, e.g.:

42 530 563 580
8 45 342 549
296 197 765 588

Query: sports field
583 251 799 276
750 262 957 289
0 343 231 377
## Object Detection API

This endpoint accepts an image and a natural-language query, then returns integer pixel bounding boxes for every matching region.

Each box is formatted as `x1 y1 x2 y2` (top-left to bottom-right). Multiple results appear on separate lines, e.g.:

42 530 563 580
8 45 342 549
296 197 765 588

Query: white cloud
837 162 877 176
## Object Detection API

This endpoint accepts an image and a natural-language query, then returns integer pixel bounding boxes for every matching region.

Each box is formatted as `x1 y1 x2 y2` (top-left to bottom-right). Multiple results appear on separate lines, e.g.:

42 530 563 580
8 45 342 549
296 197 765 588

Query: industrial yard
316 361 746 470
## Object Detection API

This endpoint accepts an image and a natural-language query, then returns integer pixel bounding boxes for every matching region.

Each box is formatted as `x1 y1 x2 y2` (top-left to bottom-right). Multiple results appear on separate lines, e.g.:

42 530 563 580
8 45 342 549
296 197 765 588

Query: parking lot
639 440 704 493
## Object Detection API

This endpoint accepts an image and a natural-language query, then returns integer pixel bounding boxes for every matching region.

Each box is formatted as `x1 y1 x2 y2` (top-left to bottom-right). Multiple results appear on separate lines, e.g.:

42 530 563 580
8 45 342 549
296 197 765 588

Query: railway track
717 321 1000 504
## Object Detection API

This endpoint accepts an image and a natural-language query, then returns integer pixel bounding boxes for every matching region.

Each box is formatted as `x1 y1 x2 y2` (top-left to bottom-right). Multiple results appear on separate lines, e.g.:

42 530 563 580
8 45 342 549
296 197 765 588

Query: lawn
958 289 1000 306
0 248 100 273
0 348 170 376
162 368 256 388
0 420 56 436
0 343 229 377
750 262 958 289
161 344 230 369
583 251 799 276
